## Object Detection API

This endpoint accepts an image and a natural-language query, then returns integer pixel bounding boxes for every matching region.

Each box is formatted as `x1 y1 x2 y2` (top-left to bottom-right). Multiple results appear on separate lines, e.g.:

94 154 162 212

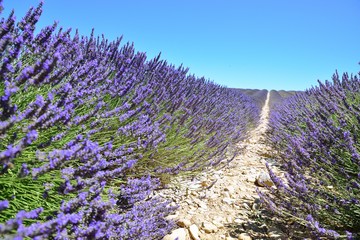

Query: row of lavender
268 89 299 109
260 72 360 239
0 2 261 239
237 88 268 110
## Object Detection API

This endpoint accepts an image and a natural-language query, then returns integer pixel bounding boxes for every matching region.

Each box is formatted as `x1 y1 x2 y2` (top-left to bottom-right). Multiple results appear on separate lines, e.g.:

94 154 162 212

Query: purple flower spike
0 200 9 211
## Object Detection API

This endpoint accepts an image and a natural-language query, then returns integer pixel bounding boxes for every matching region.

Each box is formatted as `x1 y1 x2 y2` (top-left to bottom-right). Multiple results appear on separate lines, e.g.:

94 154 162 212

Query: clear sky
2 1 360 91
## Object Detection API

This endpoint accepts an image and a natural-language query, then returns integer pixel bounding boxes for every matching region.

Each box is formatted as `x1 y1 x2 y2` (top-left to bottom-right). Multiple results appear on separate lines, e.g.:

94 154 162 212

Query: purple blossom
0 200 9 211
19 163 30 177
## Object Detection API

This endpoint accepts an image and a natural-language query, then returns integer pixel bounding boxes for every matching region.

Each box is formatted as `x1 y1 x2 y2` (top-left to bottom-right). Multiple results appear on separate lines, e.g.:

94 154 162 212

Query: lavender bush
238 88 268 110
260 71 360 239
0 1 260 238
268 89 298 109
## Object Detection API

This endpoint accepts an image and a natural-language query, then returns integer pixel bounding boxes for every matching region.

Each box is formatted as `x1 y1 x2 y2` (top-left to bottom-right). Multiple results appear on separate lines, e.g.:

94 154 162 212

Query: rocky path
161 92 284 240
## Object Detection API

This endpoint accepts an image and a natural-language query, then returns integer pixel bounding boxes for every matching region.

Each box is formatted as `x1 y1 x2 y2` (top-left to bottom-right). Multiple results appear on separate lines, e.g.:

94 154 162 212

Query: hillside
236 88 300 109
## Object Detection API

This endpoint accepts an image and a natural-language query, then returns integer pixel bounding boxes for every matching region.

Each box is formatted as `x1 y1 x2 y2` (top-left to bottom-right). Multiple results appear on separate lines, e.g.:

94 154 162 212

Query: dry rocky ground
159 92 288 240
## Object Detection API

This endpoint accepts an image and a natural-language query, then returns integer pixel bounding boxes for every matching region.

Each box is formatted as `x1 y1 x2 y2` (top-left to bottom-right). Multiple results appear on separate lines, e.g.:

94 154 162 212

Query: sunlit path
248 91 270 144
161 90 284 240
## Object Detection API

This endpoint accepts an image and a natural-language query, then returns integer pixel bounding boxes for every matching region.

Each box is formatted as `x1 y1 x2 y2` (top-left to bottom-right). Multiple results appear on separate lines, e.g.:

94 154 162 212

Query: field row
0 4 263 239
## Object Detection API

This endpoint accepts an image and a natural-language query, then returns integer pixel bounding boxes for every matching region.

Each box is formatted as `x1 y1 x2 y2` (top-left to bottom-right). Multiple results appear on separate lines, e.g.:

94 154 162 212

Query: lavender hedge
260 71 360 239
0 2 260 239
237 88 268 110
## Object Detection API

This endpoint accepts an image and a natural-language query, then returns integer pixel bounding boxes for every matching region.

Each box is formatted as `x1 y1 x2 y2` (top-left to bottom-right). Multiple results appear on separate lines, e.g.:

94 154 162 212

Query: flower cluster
261 71 360 239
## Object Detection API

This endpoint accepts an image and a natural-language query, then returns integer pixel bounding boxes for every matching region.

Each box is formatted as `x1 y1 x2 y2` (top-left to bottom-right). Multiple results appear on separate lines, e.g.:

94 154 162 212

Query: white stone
165 211 179 220
177 219 191 228
189 224 200 240
223 191 231 198
243 203 251 210
247 176 256 183
202 221 218 233
163 228 187 240
234 218 245 224
212 220 224 229
189 184 202 190
226 216 233 223
213 216 225 223
238 232 252 240
198 201 208 210
222 198 235 205
255 172 274 187
193 198 208 210
207 192 219 199
187 210 196 215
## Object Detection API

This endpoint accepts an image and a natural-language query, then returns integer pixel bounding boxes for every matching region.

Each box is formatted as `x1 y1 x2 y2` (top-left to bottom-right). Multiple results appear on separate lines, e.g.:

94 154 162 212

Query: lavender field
1 2 359 240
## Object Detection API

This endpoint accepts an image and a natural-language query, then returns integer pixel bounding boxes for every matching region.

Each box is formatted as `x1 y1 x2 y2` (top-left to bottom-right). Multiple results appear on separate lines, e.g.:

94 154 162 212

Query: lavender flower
0 200 9 211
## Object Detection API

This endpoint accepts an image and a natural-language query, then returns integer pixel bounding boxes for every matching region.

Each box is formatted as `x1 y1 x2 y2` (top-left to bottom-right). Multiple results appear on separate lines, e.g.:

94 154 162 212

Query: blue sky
2 1 360 90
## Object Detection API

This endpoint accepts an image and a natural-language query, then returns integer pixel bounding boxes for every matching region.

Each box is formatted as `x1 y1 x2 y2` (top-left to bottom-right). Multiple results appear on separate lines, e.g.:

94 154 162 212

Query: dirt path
161 91 282 240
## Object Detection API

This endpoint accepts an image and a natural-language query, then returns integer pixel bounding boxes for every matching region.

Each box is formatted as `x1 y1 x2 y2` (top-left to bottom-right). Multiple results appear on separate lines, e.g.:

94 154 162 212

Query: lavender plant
260 71 360 239
0 1 260 238
238 88 268 109
268 89 298 110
